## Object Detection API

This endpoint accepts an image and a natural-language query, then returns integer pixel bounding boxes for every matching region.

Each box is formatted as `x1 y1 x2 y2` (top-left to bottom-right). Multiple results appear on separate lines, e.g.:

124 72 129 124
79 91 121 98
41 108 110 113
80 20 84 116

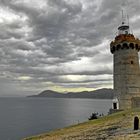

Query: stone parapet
110 34 140 54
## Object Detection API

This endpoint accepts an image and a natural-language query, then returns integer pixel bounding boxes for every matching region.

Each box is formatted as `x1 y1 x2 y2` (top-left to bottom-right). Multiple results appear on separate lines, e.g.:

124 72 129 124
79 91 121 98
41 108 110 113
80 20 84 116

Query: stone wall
111 34 140 109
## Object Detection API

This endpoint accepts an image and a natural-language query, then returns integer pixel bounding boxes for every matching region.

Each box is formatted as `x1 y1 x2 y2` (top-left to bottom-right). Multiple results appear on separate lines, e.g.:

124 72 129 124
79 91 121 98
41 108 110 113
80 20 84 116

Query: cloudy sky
0 0 140 96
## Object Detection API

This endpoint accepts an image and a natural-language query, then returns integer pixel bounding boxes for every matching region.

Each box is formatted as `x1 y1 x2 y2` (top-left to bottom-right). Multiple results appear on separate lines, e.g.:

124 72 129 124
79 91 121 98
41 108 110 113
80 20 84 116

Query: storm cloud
0 0 139 96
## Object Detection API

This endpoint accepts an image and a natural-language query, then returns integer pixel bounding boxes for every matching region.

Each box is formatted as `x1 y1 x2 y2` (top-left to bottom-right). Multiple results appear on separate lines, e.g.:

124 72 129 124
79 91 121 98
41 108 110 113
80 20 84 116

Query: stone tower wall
110 34 140 109
114 48 140 109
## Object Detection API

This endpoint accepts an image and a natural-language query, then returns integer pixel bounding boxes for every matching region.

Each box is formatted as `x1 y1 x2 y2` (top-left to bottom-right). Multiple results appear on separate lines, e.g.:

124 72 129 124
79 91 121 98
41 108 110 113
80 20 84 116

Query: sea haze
0 97 112 140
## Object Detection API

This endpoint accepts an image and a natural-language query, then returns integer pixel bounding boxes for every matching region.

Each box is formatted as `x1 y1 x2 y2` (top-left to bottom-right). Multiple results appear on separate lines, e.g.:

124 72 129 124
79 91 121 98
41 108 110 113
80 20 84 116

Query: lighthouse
110 9 140 109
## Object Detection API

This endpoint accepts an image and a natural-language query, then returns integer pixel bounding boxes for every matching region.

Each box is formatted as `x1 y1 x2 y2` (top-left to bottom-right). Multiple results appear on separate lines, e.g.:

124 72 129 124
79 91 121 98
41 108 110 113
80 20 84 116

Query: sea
0 97 112 140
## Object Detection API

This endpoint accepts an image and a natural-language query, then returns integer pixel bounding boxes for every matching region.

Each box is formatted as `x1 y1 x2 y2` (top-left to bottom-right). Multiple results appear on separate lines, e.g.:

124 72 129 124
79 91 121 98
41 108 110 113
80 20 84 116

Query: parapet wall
110 34 140 54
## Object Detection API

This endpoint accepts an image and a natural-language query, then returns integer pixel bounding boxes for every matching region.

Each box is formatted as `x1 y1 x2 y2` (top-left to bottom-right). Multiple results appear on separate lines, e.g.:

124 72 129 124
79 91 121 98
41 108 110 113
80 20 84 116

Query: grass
23 108 140 140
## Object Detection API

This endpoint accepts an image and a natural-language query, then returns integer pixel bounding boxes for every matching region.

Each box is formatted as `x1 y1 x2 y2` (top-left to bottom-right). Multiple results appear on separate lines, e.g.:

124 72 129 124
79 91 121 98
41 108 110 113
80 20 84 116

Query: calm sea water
0 97 112 140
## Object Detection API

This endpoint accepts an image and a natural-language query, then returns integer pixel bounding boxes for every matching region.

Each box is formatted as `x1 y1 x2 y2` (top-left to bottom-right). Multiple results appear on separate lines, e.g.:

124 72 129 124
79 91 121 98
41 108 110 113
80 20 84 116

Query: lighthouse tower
110 10 140 109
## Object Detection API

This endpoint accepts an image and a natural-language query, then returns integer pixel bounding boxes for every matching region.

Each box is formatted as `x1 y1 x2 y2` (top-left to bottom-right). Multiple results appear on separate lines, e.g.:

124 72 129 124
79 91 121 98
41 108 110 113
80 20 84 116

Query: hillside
28 88 114 99
23 109 140 140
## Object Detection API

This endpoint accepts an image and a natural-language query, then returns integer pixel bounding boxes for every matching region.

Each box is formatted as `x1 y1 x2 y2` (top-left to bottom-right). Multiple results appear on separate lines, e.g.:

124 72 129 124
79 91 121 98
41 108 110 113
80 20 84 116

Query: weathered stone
110 31 140 109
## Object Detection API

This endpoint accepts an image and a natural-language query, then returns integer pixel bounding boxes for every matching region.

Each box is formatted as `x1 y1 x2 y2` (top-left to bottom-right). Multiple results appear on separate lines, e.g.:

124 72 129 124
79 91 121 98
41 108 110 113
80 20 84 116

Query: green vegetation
23 109 140 140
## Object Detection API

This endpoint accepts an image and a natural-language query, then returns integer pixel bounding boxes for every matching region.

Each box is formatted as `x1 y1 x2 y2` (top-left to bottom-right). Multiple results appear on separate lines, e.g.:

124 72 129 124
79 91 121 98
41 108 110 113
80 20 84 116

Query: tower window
125 31 128 34
130 43 134 49
136 44 138 50
131 61 134 64
116 45 121 50
123 43 128 49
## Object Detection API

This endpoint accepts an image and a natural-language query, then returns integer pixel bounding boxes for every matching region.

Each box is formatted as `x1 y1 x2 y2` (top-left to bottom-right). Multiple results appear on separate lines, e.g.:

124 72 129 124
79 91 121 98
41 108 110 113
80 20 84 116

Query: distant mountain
28 88 114 99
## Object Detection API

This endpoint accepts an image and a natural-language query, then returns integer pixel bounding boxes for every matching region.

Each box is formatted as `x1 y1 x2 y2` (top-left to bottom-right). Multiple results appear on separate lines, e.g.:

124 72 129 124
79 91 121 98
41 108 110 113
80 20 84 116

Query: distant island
28 88 114 99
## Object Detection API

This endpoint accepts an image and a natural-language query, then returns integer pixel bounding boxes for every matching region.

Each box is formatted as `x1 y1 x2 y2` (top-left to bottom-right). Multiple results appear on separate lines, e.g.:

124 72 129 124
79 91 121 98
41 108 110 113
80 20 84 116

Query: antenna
121 10 125 24
118 0 131 35
122 10 123 18
120 0 130 25
127 15 130 26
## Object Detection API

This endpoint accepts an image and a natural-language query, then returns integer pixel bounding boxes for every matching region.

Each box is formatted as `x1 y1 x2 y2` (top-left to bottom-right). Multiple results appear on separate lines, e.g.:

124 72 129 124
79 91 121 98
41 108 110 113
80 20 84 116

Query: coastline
23 108 140 140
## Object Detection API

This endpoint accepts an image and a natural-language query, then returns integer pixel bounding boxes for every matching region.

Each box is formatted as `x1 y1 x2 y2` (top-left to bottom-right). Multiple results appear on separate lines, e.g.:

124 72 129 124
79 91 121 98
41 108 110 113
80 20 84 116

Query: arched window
113 46 115 52
116 45 121 50
136 44 138 50
130 43 134 49
123 43 128 49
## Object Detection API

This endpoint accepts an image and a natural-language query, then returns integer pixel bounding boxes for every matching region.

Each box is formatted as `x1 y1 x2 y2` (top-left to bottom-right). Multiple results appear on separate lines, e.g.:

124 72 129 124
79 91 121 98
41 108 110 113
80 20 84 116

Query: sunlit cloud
17 76 32 81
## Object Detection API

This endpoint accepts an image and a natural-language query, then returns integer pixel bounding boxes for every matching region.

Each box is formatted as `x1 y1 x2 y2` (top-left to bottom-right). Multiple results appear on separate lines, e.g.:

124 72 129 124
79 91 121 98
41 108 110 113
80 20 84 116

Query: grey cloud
56 81 113 89
8 0 82 39
0 0 139 95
